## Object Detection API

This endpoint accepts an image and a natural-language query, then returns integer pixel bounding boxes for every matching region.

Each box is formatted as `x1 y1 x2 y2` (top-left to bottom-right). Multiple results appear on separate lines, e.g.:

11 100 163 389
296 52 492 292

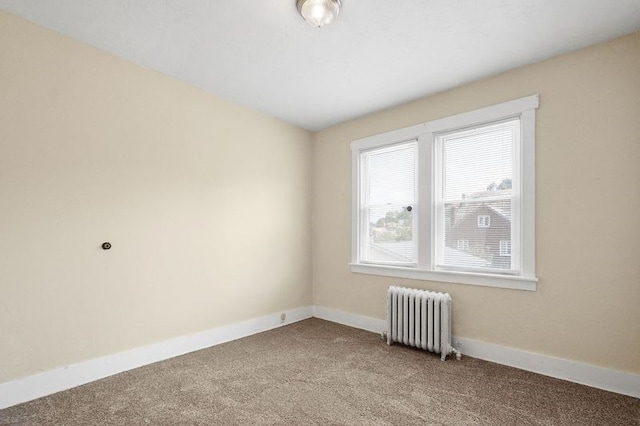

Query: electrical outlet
280 313 286 322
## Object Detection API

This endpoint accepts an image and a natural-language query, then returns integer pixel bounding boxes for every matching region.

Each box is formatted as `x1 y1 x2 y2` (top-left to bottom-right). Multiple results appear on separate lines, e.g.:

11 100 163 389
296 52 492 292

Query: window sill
349 263 537 291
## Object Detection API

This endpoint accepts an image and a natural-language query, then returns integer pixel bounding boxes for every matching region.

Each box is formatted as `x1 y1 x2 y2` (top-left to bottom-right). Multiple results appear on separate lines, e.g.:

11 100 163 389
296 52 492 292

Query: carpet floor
1 318 638 425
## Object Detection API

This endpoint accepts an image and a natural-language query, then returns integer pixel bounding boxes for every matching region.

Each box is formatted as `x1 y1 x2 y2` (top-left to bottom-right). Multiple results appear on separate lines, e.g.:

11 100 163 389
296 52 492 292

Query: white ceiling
1 1 639 131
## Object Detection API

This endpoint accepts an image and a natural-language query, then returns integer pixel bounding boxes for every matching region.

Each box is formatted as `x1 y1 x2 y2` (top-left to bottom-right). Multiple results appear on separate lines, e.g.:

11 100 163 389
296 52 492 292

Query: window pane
366 144 415 206
439 120 517 271
442 122 515 202
367 206 415 263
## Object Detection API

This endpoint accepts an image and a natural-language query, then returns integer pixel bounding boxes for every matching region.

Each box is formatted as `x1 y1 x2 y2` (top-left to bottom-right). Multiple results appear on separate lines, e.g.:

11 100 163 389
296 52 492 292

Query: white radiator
386 286 455 361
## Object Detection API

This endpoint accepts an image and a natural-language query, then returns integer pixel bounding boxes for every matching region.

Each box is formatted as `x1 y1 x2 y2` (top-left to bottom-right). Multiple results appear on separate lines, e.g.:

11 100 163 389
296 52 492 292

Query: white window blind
436 119 519 273
362 142 416 265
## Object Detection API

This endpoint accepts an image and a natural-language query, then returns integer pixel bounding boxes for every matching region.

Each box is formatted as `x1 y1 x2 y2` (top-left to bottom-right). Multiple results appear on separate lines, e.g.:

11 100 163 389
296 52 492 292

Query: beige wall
0 11 312 383
313 32 640 374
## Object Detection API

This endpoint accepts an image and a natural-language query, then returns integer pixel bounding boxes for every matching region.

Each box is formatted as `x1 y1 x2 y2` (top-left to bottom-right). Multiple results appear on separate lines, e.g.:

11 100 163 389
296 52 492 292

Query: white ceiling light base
297 0 342 28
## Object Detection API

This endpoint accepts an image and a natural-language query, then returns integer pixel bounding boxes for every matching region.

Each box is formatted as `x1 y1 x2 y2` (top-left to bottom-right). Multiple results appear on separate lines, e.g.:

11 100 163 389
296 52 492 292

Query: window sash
359 141 417 266
434 118 521 275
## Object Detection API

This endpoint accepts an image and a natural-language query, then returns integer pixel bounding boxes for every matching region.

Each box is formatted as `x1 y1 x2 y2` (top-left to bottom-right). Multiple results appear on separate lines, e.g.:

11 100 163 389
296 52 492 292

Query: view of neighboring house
445 195 512 270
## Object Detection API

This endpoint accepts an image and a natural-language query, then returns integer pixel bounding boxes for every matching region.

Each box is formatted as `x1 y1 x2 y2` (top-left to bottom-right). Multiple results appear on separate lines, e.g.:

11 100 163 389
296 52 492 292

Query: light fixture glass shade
297 0 341 28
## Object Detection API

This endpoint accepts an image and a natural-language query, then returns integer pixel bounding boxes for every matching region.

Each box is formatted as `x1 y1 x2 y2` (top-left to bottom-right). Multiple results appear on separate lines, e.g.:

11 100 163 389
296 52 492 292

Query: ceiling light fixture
297 0 342 28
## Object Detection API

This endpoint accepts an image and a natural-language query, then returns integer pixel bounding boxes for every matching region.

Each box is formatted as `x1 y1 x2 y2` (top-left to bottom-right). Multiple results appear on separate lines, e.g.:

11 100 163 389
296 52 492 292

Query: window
500 240 511 256
477 215 491 228
351 95 538 291
457 240 470 250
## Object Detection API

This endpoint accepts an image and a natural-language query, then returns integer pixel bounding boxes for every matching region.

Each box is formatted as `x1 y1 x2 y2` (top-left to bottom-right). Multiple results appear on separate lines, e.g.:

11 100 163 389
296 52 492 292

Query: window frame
350 95 538 291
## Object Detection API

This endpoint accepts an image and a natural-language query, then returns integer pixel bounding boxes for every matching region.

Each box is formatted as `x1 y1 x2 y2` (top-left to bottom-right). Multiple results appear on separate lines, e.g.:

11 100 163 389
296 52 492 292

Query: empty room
1 1 639 425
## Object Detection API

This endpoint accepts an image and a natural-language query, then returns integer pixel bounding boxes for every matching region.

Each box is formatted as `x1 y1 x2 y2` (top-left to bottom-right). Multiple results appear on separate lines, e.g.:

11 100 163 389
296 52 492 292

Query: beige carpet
1 318 638 425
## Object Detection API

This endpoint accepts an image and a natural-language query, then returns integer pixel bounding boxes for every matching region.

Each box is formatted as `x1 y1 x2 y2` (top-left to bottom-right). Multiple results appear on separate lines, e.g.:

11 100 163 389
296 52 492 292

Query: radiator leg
441 346 462 361
451 346 462 361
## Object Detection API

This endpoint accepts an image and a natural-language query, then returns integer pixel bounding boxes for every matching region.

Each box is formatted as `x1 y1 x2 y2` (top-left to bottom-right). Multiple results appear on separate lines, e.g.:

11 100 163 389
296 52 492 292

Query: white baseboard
313 305 386 334
0 306 313 409
2 305 638 410
314 306 640 399
453 336 640 399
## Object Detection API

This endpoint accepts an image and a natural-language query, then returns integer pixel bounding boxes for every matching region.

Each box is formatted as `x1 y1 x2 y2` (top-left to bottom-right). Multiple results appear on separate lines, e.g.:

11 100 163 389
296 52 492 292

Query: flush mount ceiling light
297 0 342 28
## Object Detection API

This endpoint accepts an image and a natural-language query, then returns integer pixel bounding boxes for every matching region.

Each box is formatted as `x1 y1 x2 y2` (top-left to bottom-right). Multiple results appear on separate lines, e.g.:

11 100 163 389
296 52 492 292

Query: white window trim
350 95 538 291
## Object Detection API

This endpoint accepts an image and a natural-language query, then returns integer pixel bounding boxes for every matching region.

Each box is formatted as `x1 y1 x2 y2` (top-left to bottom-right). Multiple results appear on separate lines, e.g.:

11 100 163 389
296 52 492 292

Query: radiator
386 286 455 361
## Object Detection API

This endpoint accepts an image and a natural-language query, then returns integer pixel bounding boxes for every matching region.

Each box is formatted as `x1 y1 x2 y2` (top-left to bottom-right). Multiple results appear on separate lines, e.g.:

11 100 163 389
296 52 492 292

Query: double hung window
351 95 538 290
